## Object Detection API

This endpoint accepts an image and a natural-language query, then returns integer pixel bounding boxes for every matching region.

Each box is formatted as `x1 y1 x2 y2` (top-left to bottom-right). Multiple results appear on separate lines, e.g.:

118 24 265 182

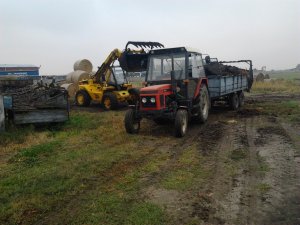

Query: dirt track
136 94 300 225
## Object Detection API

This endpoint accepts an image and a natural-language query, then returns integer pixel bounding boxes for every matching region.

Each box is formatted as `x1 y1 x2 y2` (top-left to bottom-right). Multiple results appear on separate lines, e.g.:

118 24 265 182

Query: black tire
196 84 210 123
124 109 140 134
229 93 239 110
75 90 91 106
102 92 118 110
174 109 188 137
238 91 245 107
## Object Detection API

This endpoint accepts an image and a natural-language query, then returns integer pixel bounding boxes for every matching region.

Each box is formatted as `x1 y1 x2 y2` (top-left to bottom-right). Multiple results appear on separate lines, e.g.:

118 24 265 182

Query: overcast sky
0 0 299 74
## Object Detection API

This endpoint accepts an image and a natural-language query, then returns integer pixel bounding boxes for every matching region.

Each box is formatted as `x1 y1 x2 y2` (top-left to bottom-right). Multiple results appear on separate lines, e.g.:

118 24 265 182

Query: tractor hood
140 84 172 94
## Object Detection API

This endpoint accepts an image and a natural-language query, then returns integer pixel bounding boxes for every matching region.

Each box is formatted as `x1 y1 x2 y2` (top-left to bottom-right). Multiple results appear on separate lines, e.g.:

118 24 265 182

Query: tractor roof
149 47 202 55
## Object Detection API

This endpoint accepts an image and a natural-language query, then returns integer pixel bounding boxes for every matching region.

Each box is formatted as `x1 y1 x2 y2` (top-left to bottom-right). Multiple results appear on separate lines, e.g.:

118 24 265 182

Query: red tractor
124 47 210 137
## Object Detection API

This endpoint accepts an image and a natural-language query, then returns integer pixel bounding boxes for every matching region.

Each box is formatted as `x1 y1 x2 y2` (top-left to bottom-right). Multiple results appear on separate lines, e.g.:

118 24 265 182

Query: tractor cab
140 47 207 112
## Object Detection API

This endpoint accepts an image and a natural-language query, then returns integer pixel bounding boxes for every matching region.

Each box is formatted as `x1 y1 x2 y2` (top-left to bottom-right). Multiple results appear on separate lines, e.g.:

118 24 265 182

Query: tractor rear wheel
174 109 188 137
229 93 239 110
102 92 118 110
124 109 140 134
75 90 91 106
196 84 209 123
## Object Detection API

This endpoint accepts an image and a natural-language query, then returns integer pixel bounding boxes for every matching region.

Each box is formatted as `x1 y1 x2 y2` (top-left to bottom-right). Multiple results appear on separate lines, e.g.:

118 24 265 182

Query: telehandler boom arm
93 49 122 83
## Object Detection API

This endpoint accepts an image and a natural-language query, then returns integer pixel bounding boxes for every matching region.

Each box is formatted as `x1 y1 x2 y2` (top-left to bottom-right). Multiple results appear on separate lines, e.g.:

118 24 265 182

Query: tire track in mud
217 115 300 225
142 116 230 225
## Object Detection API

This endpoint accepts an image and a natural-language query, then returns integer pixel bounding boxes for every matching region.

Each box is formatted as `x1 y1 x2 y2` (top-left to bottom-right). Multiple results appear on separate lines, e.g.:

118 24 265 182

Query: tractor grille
141 96 156 108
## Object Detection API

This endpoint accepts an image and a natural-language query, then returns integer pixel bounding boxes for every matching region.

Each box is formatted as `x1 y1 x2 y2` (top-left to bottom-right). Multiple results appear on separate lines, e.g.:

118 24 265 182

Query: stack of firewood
3 82 67 112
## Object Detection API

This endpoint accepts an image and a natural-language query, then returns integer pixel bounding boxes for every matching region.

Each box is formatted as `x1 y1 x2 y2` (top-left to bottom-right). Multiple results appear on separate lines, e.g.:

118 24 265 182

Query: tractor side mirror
171 70 176 94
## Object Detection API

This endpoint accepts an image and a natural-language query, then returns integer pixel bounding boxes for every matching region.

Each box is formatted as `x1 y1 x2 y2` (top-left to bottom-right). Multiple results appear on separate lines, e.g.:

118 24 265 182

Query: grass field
0 111 173 225
269 71 300 80
251 79 300 93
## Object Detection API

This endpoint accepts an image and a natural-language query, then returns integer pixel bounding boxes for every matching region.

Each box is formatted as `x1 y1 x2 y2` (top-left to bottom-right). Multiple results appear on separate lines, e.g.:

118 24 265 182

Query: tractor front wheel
102 93 118 110
174 109 188 137
124 109 140 134
75 90 91 106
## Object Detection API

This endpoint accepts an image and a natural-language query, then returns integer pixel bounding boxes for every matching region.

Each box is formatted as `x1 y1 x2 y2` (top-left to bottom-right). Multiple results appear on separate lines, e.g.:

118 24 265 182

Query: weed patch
257 183 271 194
10 140 62 165
230 149 247 161
161 147 211 191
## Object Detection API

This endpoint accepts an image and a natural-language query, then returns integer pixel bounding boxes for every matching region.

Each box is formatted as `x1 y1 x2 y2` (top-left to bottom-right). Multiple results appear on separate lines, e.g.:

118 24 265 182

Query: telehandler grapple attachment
119 41 164 72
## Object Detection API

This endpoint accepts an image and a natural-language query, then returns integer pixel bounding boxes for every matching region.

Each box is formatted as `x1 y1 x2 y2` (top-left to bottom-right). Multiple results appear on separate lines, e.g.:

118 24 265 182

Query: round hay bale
66 70 90 85
61 83 76 98
90 71 97 76
66 72 73 83
264 74 270 79
256 73 265 82
73 59 93 73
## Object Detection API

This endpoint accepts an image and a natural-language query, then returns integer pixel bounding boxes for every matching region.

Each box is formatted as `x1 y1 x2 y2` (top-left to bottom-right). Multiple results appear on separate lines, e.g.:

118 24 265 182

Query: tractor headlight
150 97 156 103
141 97 147 103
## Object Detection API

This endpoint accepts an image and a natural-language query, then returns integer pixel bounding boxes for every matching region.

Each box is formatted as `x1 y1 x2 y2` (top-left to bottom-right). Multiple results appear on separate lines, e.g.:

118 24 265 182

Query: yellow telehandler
75 42 164 110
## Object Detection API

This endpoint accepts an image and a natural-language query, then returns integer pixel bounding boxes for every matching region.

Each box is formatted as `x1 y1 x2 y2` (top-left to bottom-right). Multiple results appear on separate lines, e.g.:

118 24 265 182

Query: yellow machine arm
93 49 122 83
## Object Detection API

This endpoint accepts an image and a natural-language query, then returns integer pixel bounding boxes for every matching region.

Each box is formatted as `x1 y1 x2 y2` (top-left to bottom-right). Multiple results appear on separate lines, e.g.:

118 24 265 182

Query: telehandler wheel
124 109 140 134
75 90 91 106
196 84 210 123
238 91 245 107
174 109 188 137
102 93 118 110
229 93 239 110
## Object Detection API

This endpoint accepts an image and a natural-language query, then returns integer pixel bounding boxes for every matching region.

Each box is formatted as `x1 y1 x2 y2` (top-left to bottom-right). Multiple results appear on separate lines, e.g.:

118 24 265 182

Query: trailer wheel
75 90 91 106
124 109 140 134
238 91 245 107
102 92 118 110
229 93 239 110
196 84 209 123
174 109 188 137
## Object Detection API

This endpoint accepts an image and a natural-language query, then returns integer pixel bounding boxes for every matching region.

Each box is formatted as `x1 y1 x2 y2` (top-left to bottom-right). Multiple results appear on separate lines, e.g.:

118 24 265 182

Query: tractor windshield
147 53 186 81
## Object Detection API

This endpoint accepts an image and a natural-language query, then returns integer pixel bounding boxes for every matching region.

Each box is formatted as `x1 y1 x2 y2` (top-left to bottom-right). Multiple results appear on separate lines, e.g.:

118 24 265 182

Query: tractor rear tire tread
195 84 210 124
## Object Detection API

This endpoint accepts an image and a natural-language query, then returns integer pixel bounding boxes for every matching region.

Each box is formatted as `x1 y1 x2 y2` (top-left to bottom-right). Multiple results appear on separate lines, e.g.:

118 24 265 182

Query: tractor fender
177 106 190 117
193 78 209 100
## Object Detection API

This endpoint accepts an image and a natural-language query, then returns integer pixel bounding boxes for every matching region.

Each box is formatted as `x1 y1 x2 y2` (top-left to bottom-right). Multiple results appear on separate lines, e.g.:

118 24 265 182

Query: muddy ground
70 93 300 225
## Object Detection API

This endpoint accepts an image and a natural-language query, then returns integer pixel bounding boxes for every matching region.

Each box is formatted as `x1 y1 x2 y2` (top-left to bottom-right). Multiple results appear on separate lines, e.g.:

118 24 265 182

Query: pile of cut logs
3 82 67 112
